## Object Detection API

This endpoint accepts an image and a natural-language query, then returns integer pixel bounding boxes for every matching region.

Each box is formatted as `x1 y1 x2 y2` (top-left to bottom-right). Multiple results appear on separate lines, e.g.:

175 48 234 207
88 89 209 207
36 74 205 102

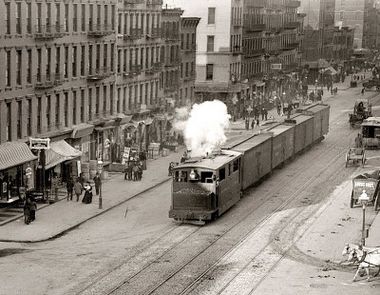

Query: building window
104 44 108 69
37 48 42 82
103 86 107 115
6 51 11 87
206 64 214 80
16 2 21 34
56 94 60 128
88 88 93 120
5 2 10 34
27 100 32 136
111 5 115 30
73 4 78 32
46 3 51 32
110 85 114 115
208 8 216 25
65 4 69 32
64 47 68 78
96 87 100 115
81 89 85 122
46 95 51 130
81 45 85 76
96 45 100 71
81 4 86 31
117 88 121 113
27 3 32 33
37 3 42 33
56 4 60 30
73 46 77 77
104 5 108 28
73 91 77 125
46 47 51 79
97 5 101 27
207 35 215 52
89 4 94 30
17 101 22 139
64 93 68 127
37 97 41 133
6 103 11 140
16 50 22 86
89 45 93 74
27 50 32 84
110 44 114 72
56 47 60 75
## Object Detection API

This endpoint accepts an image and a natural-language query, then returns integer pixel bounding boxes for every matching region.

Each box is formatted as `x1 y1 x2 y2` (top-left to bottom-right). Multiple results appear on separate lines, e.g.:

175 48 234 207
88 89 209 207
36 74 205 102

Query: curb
0 177 172 243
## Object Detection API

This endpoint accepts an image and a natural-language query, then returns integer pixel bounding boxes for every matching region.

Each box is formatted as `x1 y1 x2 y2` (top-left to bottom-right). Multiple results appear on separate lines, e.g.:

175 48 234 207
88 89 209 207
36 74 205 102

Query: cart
350 171 380 210
345 147 366 167
348 99 372 127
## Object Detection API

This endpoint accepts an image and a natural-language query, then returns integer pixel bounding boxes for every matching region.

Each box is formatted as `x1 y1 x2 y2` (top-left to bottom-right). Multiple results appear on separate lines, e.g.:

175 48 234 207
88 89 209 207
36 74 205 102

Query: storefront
43 140 82 190
0 142 37 203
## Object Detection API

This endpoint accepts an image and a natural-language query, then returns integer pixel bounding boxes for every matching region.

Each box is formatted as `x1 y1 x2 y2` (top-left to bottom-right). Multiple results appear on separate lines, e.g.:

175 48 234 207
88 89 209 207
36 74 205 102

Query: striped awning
45 140 82 170
0 142 37 171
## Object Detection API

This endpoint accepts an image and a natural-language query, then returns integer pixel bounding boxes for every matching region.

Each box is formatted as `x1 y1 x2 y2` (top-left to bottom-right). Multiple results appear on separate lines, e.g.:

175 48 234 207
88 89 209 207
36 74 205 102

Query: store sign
29 138 50 150
271 63 282 70
121 147 131 165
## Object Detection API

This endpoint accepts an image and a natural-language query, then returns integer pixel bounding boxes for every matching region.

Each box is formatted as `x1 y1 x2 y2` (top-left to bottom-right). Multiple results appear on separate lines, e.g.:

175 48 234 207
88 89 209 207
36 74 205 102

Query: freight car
169 103 330 224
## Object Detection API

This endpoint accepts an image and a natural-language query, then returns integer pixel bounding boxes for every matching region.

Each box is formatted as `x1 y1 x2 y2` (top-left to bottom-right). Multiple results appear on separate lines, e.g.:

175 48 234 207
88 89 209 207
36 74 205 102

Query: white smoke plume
175 100 230 157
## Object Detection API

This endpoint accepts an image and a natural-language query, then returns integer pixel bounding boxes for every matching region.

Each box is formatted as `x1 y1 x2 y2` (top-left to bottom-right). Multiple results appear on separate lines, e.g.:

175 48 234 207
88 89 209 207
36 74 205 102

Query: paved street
0 84 379 295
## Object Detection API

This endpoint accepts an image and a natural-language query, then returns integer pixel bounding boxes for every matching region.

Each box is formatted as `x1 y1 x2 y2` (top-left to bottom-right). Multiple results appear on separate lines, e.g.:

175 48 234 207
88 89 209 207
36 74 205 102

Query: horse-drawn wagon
350 170 380 210
345 147 366 167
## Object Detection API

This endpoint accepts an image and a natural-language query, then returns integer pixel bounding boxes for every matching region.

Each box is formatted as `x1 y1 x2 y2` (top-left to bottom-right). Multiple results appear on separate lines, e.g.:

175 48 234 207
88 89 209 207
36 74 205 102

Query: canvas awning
0 142 37 171
71 123 94 139
45 140 82 170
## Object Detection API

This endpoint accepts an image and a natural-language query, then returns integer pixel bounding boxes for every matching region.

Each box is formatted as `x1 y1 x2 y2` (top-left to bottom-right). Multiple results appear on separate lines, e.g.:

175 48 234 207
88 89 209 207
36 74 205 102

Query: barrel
81 162 90 173
89 169 97 180
89 160 97 171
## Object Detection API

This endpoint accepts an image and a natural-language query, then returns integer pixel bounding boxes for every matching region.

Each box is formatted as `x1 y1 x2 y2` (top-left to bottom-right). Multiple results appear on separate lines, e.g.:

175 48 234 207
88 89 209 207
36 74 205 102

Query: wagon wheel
350 191 355 208
374 193 380 211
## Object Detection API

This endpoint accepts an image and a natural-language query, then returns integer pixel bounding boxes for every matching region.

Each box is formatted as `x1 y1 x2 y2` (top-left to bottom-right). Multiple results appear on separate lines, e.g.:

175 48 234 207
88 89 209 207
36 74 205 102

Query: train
169 103 330 224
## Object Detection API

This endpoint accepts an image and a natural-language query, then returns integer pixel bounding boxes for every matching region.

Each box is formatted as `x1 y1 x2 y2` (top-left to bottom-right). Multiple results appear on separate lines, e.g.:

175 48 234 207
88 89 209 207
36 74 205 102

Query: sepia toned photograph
0 0 379 294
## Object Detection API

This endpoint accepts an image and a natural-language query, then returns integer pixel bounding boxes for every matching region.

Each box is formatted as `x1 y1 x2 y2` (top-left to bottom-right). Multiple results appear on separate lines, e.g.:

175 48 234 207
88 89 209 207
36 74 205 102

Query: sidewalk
0 149 183 243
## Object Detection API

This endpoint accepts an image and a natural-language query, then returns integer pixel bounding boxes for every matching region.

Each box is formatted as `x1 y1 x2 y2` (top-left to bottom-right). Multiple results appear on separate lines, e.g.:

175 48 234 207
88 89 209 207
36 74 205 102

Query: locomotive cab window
200 171 213 183
219 168 225 181
233 159 239 172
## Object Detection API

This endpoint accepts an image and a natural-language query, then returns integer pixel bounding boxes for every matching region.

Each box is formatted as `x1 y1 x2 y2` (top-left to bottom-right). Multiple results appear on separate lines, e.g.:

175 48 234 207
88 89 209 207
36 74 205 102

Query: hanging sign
30 138 50 150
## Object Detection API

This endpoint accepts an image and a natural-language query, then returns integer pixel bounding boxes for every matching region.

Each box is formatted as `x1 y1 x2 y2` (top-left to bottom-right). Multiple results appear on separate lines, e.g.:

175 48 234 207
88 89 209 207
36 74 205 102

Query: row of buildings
0 0 200 201
0 0 366 201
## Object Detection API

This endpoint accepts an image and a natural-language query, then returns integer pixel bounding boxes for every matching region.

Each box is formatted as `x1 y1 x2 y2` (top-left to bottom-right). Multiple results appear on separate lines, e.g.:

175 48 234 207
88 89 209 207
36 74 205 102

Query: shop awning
71 123 94 139
45 140 82 170
0 142 37 171
115 114 132 125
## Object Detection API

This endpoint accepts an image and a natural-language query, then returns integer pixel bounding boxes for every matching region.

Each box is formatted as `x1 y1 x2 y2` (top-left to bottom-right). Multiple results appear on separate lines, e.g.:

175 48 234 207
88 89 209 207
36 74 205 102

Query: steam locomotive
169 103 330 224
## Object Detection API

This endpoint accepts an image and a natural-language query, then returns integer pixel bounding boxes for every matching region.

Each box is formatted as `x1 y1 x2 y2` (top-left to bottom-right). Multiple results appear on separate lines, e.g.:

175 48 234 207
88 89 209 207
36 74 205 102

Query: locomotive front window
175 170 188 182
219 168 225 181
200 171 213 183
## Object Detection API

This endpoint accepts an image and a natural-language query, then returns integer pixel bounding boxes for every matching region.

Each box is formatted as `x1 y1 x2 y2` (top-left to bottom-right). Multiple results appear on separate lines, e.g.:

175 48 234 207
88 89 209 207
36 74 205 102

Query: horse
342 244 380 281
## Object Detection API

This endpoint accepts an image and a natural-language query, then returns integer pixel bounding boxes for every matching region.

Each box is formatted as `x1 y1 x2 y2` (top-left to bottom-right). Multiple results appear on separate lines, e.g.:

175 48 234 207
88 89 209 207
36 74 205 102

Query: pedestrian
133 164 139 181
361 87 365 95
24 195 37 224
245 118 250 130
66 177 74 201
93 172 101 195
261 108 265 121
78 173 84 186
82 183 93 204
264 108 268 121
74 179 83 202
256 118 260 127
251 118 255 129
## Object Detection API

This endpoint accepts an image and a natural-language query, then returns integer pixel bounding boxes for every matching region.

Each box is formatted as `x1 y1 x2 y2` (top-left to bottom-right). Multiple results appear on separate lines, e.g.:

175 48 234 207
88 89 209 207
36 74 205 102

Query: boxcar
225 133 273 191
297 104 330 142
291 114 314 154
169 150 242 223
266 123 295 169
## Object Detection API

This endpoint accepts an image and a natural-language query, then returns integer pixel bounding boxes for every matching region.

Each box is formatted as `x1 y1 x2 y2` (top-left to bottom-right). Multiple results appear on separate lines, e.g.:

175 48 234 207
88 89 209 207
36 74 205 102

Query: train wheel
350 191 355 208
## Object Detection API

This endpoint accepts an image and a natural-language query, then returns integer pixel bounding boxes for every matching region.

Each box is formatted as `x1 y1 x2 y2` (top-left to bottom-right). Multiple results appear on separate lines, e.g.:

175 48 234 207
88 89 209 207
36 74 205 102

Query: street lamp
359 189 369 246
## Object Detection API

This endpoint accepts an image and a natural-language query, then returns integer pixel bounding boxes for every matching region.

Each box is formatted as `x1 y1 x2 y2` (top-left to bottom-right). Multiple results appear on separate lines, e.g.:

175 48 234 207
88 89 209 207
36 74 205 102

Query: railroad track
77 139 346 295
